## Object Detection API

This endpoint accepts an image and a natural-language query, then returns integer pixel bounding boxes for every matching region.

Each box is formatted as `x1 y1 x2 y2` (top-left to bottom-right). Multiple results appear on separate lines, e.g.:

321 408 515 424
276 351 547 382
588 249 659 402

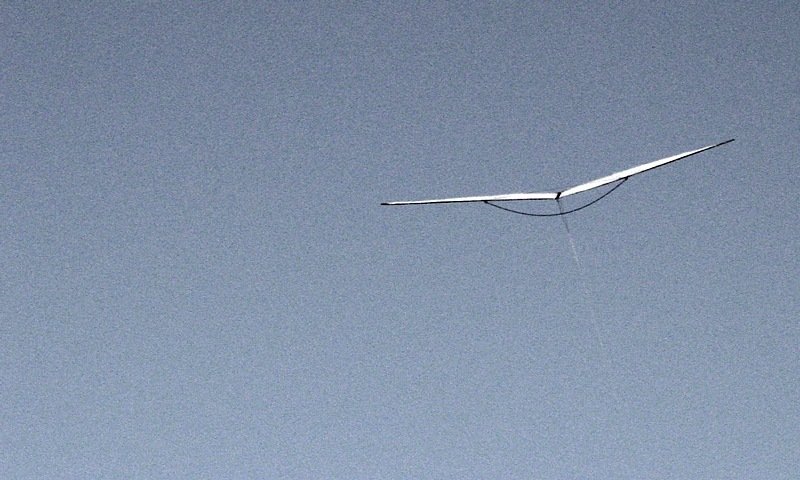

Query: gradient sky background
2 2 798 478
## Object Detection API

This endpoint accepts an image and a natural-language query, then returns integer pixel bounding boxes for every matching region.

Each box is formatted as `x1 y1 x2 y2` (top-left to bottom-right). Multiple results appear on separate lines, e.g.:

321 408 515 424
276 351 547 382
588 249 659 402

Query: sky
2 1 799 478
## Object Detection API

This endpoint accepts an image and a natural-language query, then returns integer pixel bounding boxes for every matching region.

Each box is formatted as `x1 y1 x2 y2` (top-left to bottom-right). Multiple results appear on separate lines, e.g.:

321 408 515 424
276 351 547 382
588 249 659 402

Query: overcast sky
2 2 799 478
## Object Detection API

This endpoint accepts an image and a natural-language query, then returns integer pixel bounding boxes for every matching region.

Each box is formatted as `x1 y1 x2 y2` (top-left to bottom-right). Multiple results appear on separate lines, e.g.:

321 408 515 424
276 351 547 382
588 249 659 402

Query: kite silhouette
382 139 734 216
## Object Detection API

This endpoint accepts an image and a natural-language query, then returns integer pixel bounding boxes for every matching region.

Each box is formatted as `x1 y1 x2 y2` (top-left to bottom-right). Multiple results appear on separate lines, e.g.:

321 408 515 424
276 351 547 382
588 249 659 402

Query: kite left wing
381 191 558 205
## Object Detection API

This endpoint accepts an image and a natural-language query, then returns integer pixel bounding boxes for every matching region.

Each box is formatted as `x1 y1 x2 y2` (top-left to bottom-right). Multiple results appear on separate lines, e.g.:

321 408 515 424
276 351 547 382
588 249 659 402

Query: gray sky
2 2 798 478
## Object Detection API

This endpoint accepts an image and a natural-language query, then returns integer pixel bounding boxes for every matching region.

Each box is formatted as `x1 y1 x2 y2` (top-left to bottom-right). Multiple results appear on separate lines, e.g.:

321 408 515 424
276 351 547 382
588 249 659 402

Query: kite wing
558 139 734 197
381 191 558 205
381 139 734 205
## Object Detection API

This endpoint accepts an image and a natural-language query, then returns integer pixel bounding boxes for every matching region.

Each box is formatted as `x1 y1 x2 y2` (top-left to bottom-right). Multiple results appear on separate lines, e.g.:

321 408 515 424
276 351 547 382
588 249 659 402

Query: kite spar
381 139 734 214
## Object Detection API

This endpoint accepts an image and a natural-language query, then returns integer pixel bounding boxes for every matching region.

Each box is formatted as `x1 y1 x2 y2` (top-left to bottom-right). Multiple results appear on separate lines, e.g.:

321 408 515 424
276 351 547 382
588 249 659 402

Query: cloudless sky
2 2 798 478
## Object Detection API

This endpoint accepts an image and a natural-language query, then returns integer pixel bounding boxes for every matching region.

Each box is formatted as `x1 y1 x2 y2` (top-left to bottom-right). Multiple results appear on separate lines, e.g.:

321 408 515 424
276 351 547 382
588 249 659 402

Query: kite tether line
483 177 628 217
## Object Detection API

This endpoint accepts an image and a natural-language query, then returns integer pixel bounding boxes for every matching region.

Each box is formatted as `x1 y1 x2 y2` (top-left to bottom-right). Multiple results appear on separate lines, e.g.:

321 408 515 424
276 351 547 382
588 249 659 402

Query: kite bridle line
483 177 628 217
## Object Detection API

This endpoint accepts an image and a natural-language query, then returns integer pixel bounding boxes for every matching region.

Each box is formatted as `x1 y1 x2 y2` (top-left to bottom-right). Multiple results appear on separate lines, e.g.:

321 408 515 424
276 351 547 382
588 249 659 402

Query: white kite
382 139 734 215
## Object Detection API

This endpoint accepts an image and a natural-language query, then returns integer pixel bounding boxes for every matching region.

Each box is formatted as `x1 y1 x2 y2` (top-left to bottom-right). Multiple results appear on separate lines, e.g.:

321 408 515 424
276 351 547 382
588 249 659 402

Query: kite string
556 197 609 356
556 198 581 268
483 178 629 362
483 177 628 217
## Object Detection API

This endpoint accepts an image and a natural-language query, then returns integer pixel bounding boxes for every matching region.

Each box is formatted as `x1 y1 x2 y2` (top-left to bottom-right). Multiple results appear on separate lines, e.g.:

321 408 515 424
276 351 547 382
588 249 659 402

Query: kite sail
381 139 734 208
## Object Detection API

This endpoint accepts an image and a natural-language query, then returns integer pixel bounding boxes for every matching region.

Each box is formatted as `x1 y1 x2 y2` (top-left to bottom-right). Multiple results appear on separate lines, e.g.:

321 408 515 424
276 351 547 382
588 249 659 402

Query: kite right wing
558 139 735 197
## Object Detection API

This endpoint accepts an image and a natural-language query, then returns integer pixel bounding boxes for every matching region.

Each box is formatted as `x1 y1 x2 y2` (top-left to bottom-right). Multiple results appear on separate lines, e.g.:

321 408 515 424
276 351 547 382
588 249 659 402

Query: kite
382 139 734 216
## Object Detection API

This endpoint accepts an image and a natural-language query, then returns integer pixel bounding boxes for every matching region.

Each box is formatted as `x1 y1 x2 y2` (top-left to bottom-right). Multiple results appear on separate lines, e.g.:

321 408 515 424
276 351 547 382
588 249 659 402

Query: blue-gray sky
2 2 798 478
